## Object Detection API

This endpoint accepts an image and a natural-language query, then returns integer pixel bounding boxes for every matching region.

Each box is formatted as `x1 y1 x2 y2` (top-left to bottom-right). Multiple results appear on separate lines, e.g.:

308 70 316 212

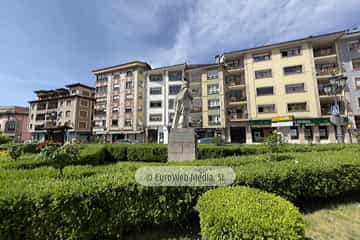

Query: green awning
249 120 272 126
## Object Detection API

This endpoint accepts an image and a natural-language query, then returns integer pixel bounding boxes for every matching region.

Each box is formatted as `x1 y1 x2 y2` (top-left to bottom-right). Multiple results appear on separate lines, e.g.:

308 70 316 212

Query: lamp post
323 73 347 144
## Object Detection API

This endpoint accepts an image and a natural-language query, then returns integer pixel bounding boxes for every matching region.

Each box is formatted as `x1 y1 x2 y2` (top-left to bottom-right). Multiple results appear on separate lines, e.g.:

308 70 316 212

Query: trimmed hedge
0 147 360 238
126 144 167 162
196 187 304 240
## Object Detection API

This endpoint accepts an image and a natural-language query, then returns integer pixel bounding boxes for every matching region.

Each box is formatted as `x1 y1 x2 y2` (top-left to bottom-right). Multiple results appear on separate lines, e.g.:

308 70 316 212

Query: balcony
229 113 248 121
318 86 342 97
225 79 246 88
313 47 336 58
320 102 345 116
316 63 338 77
224 59 244 71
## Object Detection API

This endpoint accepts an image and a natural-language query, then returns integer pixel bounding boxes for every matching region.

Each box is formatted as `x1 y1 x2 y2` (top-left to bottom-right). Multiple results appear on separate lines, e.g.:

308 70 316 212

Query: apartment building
338 31 360 130
144 63 221 143
28 84 95 142
144 64 186 143
0 106 31 142
93 61 151 143
221 31 351 144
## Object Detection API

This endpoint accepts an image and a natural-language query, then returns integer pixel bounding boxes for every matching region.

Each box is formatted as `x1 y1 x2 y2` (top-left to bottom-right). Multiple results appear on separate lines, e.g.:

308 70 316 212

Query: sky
0 0 359 106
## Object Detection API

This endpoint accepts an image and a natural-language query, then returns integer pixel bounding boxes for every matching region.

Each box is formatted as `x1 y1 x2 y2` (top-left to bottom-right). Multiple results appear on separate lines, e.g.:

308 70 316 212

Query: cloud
150 0 360 67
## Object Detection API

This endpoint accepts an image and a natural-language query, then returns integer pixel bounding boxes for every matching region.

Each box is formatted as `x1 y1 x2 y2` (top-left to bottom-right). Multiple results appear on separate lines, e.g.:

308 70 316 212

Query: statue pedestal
168 128 197 161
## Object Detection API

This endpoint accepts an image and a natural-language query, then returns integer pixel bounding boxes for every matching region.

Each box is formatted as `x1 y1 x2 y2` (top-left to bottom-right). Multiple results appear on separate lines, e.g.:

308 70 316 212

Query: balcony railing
226 80 245 86
318 87 343 96
227 96 246 102
229 113 248 120
208 121 221 126
316 67 338 76
313 47 336 58
320 104 345 115
225 63 244 70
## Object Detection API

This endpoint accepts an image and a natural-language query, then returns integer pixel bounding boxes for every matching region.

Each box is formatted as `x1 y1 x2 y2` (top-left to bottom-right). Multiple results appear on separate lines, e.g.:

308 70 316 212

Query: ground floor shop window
252 128 264 143
290 127 299 140
305 126 313 141
319 126 329 140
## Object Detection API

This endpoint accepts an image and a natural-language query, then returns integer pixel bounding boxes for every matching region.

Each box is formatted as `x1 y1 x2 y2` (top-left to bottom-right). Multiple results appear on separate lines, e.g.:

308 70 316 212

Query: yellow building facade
222 32 351 144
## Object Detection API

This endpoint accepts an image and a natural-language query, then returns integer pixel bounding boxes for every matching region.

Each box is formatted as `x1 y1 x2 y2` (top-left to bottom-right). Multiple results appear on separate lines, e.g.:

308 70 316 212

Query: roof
65 83 95 90
92 61 151 74
185 63 218 71
224 30 346 57
146 63 186 72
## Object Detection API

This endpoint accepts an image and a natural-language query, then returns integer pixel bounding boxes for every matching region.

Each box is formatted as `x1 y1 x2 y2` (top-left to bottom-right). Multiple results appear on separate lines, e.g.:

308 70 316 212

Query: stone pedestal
168 128 197 161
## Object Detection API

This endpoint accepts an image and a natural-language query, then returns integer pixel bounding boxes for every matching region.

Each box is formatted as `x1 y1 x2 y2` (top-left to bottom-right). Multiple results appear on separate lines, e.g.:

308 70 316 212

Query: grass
305 201 360 240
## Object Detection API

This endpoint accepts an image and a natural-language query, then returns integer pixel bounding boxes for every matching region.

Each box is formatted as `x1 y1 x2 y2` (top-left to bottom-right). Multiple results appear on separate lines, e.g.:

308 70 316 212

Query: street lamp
323 74 347 144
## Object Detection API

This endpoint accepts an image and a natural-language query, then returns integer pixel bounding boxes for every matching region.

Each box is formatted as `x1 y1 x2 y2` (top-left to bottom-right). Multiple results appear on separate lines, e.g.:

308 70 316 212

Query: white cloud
150 0 360 67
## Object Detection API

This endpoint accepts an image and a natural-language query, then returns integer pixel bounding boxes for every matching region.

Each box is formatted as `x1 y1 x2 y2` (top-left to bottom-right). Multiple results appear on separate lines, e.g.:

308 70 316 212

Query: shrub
212 136 224 146
106 144 127 162
196 186 304 240
79 144 111 165
49 144 80 176
126 144 167 162
0 135 11 145
38 143 61 160
264 131 284 161
22 143 39 154
7 144 22 160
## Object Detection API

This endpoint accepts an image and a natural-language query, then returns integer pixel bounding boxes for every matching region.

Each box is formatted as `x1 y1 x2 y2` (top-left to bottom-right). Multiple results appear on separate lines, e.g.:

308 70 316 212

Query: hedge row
79 143 357 164
1 148 360 238
197 187 304 240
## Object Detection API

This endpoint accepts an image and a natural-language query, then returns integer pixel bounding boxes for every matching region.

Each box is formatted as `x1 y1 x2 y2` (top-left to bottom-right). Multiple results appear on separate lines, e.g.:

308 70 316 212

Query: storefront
248 117 350 144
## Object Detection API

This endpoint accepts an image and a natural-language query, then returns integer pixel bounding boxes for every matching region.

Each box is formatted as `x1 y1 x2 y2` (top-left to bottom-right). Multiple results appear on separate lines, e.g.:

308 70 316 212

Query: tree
7 144 22 160
264 131 283 161
49 144 80 176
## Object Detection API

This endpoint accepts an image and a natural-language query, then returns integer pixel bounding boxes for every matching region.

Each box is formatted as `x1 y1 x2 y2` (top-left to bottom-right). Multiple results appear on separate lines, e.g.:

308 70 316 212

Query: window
352 58 360 71
150 114 162 122
125 119 132 127
80 111 87 117
150 87 162 95
349 40 360 52
208 115 221 125
65 111 71 117
58 112 62 118
125 94 133 99
112 107 119 113
208 99 220 109
256 86 274 96
79 121 87 129
285 83 305 94
257 104 275 113
168 99 175 109
48 102 58 109
290 127 299 140
168 71 182 81
97 74 108 82
150 74 162 82
97 97 107 103
80 100 88 106
138 105 143 112
225 59 243 69
35 114 45 121
284 65 303 75
207 69 218 80
169 113 175 124
71 89 77 94
355 78 360 89
150 101 162 108
287 102 307 112
253 52 271 62
112 119 118 126
207 84 219 95
96 85 107 93
319 126 329 140
126 71 133 77
125 81 133 89
305 126 313 141
113 95 120 101
82 91 90 96
113 74 120 79
255 69 272 79
225 75 243 85
281 47 301 57
169 85 182 95
37 103 46 110
113 84 120 90
125 107 132 113
358 97 360 107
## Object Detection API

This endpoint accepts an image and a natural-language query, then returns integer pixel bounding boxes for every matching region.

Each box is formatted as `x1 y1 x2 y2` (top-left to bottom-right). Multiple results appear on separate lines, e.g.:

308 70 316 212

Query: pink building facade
0 106 31 142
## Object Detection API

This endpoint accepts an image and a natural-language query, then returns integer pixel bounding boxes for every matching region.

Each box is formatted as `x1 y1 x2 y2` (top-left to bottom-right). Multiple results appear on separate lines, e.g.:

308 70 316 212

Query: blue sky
0 0 359 106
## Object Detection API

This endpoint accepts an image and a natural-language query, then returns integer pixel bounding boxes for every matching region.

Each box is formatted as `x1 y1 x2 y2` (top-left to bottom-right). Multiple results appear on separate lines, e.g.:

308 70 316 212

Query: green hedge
126 144 167 162
1 147 360 238
196 186 304 240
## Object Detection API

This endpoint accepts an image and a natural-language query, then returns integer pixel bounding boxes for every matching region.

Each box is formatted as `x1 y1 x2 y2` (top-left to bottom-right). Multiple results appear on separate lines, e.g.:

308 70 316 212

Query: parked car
197 137 214 144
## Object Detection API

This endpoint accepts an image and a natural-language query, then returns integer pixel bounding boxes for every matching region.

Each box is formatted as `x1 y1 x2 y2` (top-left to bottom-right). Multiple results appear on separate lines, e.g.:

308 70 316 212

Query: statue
172 79 193 128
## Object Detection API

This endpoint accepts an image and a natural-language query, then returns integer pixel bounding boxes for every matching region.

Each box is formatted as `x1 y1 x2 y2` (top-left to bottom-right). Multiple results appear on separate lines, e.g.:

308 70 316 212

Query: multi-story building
144 64 186 143
144 63 226 143
338 30 360 130
28 83 95 142
0 106 31 142
92 61 151 143
221 31 351 144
